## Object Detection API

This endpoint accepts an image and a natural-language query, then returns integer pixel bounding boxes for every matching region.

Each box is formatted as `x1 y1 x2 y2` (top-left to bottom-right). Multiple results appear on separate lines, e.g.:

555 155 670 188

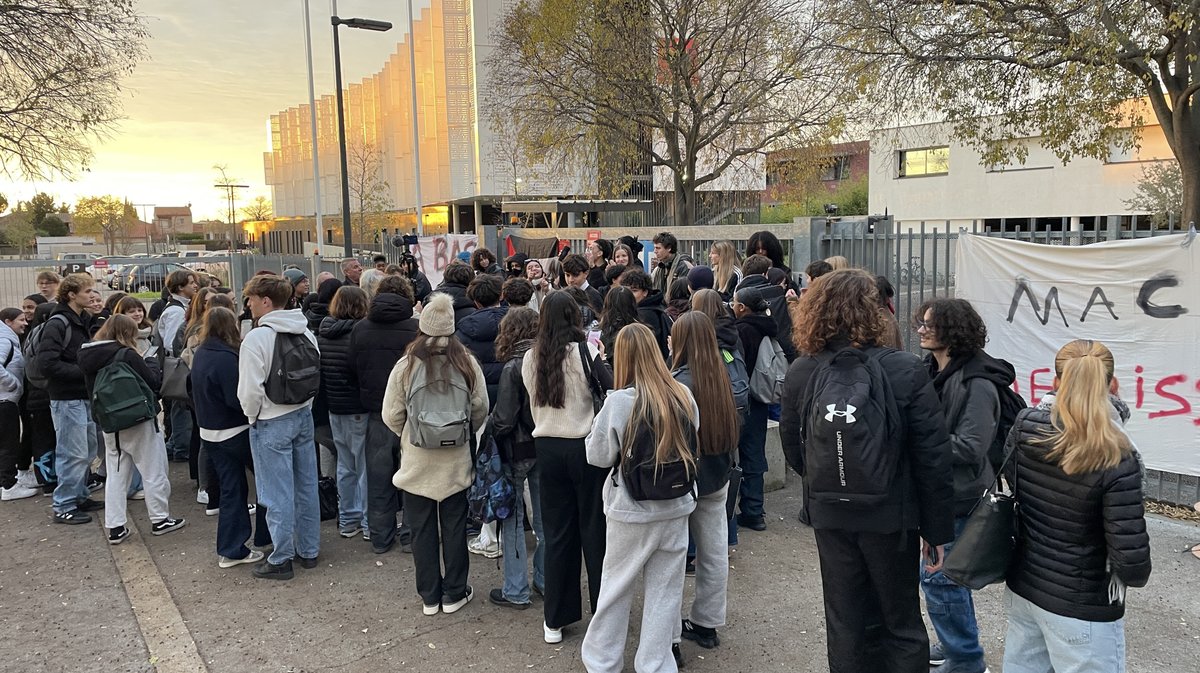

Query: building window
897 146 949 177
821 156 851 181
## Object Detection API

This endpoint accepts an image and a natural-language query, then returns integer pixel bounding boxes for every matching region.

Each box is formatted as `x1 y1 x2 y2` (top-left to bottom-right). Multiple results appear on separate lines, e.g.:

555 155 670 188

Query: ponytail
1045 339 1130 475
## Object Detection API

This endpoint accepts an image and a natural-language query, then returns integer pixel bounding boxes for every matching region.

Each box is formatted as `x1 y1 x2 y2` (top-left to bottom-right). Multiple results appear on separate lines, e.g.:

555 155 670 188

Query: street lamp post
331 13 392 258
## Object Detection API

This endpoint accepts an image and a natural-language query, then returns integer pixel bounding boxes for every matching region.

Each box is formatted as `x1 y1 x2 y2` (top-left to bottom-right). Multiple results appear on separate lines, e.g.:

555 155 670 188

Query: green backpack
93 353 158 435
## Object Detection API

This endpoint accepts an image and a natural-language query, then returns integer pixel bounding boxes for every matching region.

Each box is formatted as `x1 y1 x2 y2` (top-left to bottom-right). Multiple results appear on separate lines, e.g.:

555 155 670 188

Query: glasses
915 320 933 332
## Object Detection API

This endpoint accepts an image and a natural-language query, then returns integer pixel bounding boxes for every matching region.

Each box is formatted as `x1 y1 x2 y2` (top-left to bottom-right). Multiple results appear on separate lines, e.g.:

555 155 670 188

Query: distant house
154 206 196 236
764 141 869 205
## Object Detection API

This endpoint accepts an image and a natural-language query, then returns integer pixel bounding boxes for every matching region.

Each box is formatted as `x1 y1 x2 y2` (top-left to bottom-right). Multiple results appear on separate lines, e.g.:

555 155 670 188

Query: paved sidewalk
1 464 1197 672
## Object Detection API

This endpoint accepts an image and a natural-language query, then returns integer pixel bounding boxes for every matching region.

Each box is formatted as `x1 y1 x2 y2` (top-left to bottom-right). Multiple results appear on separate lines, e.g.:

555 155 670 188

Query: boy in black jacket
780 269 954 673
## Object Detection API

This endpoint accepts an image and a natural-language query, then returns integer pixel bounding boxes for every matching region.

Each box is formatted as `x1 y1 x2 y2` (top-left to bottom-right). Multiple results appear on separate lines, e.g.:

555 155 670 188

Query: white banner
956 233 1200 476
408 234 478 289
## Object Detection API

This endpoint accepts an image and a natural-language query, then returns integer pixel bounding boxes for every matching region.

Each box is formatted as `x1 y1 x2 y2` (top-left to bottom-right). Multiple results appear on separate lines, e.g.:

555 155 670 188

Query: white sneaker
1 483 40 501
442 586 473 614
16 470 38 489
196 490 209 505
543 622 563 644
218 549 264 569
129 490 146 501
422 602 440 616
467 536 501 559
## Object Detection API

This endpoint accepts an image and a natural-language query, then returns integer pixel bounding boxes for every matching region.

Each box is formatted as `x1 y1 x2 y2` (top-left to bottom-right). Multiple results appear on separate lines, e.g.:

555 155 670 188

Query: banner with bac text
956 233 1200 476
409 234 478 289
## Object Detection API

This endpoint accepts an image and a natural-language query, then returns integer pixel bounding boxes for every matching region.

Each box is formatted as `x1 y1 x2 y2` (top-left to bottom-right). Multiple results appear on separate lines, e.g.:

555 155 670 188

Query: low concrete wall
765 420 787 492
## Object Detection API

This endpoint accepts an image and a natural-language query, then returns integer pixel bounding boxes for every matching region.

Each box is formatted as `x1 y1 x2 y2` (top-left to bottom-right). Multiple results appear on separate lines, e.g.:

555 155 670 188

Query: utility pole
214 182 249 250
133 203 155 252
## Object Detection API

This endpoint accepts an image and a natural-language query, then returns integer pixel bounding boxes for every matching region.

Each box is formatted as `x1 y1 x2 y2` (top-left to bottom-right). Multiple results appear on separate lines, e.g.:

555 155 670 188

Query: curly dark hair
792 269 888 354
495 307 539 361
502 277 533 307
746 231 785 270
914 298 987 358
443 262 474 286
467 274 502 307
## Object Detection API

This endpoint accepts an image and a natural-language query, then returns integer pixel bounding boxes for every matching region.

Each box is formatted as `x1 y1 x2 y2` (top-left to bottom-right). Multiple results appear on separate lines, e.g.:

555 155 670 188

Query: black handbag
318 476 339 521
725 464 743 521
577 342 606 415
942 414 1028 590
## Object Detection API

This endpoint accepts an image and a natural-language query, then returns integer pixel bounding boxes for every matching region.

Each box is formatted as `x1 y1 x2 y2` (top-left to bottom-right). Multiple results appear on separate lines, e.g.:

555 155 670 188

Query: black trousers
0 401 20 488
405 489 469 606
25 407 55 487
205 430 271 558
365 412 405 551
535 436 608 629
814 528 928 673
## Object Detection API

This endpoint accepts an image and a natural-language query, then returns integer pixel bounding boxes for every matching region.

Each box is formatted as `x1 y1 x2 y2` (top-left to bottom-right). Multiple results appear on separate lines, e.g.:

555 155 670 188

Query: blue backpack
468 433 516 524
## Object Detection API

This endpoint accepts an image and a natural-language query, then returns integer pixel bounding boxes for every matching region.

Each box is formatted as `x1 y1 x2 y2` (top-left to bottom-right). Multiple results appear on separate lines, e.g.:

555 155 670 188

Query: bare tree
347 140 392 248
826 0 1200 227
490 0 852 227
242 195 273 222
0 1 148 178
213 165 246 244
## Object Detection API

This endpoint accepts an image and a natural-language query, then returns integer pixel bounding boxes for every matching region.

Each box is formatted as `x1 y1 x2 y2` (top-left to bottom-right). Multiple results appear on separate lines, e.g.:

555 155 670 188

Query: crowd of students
0 231 1153 673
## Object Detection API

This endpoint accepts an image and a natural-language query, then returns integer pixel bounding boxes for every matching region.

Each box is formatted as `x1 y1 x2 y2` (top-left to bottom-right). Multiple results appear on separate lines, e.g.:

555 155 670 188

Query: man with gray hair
341 258 363 287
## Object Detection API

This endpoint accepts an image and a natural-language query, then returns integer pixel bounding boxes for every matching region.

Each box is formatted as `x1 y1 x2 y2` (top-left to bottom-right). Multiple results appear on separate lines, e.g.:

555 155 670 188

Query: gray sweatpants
103 419 171 529
686 489 729 628
582 515 689 673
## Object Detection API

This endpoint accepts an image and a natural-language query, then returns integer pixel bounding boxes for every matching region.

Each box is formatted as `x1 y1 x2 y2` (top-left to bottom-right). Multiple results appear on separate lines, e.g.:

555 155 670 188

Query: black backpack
801 347 901 506
21 314 68 389
989 382 1028 474
265 331 321 405
618 411 697 501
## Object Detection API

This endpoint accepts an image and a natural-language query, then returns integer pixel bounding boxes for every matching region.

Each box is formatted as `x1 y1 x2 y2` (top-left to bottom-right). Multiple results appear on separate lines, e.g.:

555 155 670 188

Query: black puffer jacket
434 282 476 326
457 305 507 408
737 275 797 362
318 316 364 415
1006 398 1151 622
348 293 419 411
925 350 1012 516
490 340 536 463
714 314 743 359
77 340 162 416
636 291 672 361
779 342 955 546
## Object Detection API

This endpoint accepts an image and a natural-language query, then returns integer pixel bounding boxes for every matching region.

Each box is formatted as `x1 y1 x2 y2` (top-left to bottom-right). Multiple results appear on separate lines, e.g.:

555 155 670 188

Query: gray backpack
406 358 472 449
749 336 787 405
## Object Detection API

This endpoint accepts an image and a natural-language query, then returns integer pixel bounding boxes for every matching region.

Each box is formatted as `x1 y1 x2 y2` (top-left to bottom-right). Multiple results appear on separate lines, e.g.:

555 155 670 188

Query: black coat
779 343 955 546
348 294 419 412
925 350 1011 515
410 271 432 302
490 340 537 463
190 339 248 431
318 316 365 415
1006 403 1151 622
36 303 91 401
433 282 476 326
76 340 162 416
456 305 506 387
636 291 672 361
738 275 797 362
734 313 777 370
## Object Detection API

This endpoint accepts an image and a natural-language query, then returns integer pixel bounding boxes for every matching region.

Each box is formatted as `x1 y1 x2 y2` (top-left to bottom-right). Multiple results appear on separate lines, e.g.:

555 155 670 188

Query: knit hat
419 292 456 337
687 265 714 291
734 286 770 313
456 251 472 263
283 268 308 287
617 235 644 255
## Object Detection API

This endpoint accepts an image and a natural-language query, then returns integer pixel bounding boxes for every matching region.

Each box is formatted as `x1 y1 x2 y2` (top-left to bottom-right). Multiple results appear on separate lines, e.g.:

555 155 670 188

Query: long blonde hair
94 314 139 351
709 240 741 291
1045 339 1130 475
613 323 697 473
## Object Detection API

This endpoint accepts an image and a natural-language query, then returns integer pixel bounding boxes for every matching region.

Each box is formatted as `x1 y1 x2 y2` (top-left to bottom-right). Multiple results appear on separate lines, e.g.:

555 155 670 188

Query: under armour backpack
802 347 901 506
618 411 697 501
264 331 321 405
405 358 472 449
92 353 157 434
749 335 787 405
21 314 69 390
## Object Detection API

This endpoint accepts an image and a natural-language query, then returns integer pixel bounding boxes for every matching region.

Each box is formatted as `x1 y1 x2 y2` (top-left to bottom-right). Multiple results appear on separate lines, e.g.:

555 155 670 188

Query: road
1 467 1197 672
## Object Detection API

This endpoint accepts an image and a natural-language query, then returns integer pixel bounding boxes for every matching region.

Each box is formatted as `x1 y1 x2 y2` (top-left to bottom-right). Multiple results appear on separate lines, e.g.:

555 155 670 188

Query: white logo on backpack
824 404 857 423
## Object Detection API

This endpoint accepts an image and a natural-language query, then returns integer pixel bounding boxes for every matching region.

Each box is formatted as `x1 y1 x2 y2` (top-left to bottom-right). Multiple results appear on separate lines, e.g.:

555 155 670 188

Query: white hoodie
0 321 24 404
237 308 318 424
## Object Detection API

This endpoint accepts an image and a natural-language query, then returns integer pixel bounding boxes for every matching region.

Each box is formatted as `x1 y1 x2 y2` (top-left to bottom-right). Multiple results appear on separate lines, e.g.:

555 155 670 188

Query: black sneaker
151 517 187 536
86 475 105 492
109 526 130 545
53 510 91 525
736 514 767 531
76 498 105 512
252 559 294 580
672 643 685 669
685 558 696 576
489 588 530 610
929 642 947 666
298 556 319 569
681 619 720 649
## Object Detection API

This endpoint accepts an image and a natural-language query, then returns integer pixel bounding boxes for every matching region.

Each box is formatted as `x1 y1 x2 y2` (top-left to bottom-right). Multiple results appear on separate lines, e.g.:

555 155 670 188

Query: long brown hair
670 312 740 456
613 323 697 472
199 307 241 349
186 287 213 331
94 314 139 350
495 307 539 361
689 288 730 322
402 334 478 395
1044 339 1130 475
115 296 151 329
330 286 369 320
792 269 887 354
532 291 584 408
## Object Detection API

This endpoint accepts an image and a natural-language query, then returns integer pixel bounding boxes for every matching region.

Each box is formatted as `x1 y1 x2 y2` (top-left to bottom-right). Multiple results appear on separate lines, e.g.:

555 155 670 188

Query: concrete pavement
2 463 1197 672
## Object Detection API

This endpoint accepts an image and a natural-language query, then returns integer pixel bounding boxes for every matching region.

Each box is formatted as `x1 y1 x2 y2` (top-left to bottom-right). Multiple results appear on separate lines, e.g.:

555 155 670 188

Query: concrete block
764 420 787 492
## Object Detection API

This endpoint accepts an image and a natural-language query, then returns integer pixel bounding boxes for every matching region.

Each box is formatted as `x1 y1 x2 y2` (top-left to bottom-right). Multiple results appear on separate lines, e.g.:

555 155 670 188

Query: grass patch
129 291 159 300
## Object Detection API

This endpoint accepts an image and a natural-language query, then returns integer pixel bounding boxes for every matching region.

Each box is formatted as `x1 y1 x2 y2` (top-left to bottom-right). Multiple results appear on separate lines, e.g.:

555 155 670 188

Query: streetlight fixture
331 12 393 257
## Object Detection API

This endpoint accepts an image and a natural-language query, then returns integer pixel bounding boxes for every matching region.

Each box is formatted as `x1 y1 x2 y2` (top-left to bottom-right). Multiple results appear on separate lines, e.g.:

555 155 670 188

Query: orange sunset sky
1 0 422 221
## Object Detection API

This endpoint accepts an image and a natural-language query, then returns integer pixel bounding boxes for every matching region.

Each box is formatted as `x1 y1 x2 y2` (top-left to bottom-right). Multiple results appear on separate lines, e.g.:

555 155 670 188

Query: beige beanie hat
418 292 456 337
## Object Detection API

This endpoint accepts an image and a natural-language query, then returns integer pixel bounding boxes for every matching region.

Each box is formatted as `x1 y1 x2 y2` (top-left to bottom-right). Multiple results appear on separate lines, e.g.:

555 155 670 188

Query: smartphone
586 329 602 348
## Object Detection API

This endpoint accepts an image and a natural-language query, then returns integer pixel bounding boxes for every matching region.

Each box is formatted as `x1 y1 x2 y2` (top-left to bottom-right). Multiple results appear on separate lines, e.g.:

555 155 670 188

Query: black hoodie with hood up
348 293 419 411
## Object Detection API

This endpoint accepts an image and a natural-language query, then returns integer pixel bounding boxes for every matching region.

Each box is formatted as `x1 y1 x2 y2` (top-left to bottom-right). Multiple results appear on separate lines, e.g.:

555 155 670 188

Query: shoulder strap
2 341 13 368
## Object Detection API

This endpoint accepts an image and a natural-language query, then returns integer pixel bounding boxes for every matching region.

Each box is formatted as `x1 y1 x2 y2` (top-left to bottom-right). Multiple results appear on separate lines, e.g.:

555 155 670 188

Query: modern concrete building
868 117 1174 232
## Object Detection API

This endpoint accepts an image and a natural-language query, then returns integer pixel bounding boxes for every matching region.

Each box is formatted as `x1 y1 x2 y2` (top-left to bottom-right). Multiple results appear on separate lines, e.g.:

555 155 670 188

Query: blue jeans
329 413 369 530
921 516 985 667
1003 589 1125 673
735 400 769 520
500 459 544 604
249 408 321 565
50 400 98 514
166 400 192 459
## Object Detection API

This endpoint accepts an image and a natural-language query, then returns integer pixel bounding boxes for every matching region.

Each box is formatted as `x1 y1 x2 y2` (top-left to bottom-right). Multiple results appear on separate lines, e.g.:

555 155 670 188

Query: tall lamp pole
302 0 324 259
407 0 424 235
330 12 392 258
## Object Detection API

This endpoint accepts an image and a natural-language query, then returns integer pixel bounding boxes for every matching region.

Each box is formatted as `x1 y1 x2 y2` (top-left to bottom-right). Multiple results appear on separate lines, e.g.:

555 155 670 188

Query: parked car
57 252 100 276
121 262 191 293
108 264 130 289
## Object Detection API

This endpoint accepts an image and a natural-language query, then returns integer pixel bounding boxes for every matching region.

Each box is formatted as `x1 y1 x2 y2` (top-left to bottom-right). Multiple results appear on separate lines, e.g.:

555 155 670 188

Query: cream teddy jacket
383 353 488 502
